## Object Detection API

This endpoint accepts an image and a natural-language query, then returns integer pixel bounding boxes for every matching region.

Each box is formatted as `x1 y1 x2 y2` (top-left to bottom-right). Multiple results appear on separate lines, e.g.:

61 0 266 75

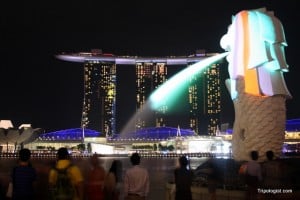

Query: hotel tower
81 59 116 137
136 62 168 129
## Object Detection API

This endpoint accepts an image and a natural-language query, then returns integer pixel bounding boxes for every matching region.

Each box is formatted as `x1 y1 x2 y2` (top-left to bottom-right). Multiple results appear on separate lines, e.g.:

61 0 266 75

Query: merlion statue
220 7 292 161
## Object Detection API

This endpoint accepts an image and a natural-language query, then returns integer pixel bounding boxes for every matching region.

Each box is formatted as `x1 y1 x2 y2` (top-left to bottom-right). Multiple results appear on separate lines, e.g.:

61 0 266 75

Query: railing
0 152 92 158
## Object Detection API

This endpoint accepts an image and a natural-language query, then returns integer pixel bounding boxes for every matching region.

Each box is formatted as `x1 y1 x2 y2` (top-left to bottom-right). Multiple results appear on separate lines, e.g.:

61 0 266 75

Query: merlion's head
220 7 291 99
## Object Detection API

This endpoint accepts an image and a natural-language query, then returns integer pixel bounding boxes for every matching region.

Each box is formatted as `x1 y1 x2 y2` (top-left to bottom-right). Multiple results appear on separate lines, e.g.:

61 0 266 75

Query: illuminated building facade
136 62 168 129
203 63 221 135
82 60 116 137
153 63 168 127
135 62 152 129
187 60 221 135
56 51 223 136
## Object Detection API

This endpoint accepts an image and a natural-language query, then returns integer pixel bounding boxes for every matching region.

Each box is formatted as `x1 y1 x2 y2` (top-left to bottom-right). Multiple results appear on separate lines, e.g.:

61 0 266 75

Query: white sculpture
220 8 292 161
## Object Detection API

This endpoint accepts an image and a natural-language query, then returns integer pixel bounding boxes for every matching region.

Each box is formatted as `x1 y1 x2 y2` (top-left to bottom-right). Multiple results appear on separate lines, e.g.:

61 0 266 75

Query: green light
149 52 229 110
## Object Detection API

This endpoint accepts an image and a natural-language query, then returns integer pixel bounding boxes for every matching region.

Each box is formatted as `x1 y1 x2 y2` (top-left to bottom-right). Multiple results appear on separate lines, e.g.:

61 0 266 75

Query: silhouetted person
10 148 37 200
0 182 5 199
195 158 219 200
205 158 219 200
86 154 106 200
124 153 149 200
104 160 122 200
262 150 282 187
245 150 262 200
174 156 193 200
48 147 84 200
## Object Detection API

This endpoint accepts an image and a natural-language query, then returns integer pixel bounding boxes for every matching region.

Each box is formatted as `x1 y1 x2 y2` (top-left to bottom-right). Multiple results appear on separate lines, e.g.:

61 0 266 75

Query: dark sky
0 0 299 132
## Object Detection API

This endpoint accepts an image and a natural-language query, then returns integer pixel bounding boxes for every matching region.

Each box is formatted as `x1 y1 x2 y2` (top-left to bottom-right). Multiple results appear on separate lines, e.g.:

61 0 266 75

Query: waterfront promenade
0 155 299 199
0 155 179 200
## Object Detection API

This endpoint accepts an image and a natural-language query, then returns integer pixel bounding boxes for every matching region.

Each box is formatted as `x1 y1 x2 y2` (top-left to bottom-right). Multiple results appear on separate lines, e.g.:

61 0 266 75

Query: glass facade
135 62 167 129
81 61 116 137
187 62 221 135
205 63 221 135
136 62 152 129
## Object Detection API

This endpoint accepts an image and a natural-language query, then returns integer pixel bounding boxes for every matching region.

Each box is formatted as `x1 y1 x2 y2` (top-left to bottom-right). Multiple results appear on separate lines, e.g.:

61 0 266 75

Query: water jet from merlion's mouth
119 52 229 135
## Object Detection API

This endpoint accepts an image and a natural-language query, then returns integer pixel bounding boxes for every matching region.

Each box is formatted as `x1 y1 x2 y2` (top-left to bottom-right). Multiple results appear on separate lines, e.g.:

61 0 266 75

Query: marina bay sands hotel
56 49 225 137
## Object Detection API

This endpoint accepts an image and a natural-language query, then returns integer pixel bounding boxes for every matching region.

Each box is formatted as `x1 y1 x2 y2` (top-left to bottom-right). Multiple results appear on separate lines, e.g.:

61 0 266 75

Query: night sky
1 1 299 132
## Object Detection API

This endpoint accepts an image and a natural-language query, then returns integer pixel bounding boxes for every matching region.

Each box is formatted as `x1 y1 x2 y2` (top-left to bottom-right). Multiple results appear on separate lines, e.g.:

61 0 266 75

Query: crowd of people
193 150 285 200
2 148 150 200
1 148 288 200
241 150 283 200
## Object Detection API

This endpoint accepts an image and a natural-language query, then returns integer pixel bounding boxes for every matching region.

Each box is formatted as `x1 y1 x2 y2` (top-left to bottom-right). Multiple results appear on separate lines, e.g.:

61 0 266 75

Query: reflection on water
0 156 207 200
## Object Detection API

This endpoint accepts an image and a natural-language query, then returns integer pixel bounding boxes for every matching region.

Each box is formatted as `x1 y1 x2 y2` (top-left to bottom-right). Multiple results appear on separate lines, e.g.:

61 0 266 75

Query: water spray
149 52 229 110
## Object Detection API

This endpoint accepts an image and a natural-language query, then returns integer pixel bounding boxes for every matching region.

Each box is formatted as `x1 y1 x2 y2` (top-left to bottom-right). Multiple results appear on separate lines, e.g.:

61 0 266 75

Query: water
0 156 208 200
